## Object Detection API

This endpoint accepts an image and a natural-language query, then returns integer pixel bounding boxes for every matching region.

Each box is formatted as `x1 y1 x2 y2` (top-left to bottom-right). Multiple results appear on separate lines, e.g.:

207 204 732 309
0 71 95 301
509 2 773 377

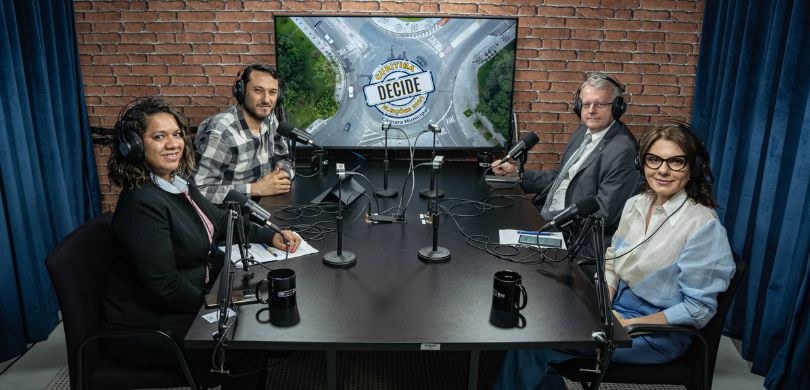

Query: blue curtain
693 0 810 388
0 0 100 360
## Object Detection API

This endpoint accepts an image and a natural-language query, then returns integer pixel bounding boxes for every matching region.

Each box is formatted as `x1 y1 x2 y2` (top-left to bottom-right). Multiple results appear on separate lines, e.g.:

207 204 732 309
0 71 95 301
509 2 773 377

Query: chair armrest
77 329 198 390
624 323 710 389
624 323 707 347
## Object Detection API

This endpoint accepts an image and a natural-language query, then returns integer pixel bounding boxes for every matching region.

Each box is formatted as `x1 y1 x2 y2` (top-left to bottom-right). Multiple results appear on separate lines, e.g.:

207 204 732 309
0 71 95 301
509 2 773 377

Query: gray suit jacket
521 121 641 235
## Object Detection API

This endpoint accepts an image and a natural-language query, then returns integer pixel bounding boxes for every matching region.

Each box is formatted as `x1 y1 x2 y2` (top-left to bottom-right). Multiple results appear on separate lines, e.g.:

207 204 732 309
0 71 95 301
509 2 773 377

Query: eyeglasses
644 153 689 171
581 102 612 111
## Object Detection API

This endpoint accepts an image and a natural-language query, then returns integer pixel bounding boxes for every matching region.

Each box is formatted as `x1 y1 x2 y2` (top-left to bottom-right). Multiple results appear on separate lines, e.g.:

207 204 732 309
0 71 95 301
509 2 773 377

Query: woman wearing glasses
496 120 736 389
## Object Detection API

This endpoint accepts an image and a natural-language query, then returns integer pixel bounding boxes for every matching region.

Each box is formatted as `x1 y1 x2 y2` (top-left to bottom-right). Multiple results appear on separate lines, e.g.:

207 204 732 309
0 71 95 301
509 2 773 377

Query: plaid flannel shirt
193 105 291 203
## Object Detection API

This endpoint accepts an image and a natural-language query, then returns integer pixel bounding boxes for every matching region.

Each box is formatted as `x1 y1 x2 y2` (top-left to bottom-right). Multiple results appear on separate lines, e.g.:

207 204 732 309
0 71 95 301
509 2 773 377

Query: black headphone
573 73 626 120
232 64 284 106
636 120 708 182
115 100 145 162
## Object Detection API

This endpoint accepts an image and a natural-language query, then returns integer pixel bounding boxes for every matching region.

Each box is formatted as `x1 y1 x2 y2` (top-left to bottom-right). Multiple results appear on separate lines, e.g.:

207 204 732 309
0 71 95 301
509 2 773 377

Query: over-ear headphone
636 120 708 182
232 64 284 106
573 73 626 120
115 100 145 162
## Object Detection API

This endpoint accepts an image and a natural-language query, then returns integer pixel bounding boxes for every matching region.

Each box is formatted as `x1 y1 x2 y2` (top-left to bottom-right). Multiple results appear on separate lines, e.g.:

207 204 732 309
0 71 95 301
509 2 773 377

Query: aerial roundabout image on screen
274 15 518 149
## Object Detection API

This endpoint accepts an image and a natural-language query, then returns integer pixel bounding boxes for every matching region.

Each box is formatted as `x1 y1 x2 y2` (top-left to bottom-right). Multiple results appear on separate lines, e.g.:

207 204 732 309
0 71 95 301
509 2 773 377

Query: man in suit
493 73 641 243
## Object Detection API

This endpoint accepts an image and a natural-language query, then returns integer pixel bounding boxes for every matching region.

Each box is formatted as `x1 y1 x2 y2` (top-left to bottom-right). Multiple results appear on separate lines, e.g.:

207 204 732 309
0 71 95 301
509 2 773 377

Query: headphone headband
232 63 284 105
573 73 626 119
636 120 707 182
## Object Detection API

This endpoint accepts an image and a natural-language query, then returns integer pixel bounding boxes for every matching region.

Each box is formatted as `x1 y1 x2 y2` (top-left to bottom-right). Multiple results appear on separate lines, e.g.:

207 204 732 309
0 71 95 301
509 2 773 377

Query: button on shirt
547 128 607 212
604 190 736 328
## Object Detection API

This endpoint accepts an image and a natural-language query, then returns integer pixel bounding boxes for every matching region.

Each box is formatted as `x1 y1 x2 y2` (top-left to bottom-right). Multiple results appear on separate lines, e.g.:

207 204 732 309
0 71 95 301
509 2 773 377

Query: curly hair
108 97 195 189
638 120 718 208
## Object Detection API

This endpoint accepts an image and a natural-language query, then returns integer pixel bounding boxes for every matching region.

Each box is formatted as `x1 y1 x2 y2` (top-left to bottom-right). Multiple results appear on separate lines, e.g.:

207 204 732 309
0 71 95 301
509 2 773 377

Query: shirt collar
151 173 189 194
633 189 689 225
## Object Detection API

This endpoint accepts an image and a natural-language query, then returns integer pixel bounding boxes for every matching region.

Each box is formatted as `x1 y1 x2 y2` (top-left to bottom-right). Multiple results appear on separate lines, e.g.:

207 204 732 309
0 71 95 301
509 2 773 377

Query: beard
243 102 273 123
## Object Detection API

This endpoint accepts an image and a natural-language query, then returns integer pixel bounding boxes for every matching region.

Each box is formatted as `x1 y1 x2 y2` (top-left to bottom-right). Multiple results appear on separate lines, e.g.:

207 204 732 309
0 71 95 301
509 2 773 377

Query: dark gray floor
0 322 765 390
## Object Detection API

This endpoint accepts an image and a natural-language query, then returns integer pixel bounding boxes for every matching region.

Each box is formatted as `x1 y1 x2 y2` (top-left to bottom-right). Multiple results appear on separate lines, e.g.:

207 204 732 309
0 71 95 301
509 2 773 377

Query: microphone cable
602 195 689 261
435 194 564 264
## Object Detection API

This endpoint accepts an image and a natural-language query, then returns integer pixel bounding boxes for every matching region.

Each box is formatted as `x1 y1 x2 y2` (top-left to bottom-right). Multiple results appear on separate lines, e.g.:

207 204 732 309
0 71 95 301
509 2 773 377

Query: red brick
480 4 518 15
566 17 605 29
561 39 599 50
145 22 184 32
622 63 661 74
660 21 700 33
571 29 605 40
655 42 696 54
439 3 477 13
213 11 255 22
147 1 187 11
576 8 615 18
92 54 131 65
341 1 380 11
187 1 228 11
539 49 576 61
536 6 576 17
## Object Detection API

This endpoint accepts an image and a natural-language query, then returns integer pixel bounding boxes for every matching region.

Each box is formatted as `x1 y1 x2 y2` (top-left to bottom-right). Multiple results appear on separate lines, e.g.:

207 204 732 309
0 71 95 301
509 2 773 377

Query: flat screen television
274 15 518 150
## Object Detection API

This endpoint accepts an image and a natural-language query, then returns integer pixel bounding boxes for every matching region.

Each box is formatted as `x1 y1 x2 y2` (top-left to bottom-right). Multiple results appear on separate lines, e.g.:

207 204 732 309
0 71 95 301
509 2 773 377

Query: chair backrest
691 251 746 388
45 213 114 390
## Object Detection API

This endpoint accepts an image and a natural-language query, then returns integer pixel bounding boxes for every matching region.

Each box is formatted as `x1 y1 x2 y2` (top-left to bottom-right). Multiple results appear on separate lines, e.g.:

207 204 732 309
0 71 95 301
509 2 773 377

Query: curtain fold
0 0 100 360
693 0 810 388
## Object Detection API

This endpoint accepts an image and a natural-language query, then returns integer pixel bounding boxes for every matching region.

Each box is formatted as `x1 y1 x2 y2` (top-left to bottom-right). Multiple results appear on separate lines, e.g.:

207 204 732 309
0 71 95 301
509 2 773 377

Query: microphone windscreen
223 190 249 207
276 121 295 138
576 196 599 217
523 131 539 149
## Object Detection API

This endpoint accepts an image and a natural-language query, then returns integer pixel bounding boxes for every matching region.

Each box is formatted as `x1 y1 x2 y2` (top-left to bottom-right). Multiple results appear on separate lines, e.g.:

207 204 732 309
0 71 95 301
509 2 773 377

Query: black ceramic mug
492 270 527 312
257 268 296 309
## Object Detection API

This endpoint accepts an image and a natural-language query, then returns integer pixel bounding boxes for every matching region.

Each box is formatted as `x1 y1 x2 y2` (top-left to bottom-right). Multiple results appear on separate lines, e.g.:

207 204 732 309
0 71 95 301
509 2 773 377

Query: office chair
46 213 199 390
552 252 746 390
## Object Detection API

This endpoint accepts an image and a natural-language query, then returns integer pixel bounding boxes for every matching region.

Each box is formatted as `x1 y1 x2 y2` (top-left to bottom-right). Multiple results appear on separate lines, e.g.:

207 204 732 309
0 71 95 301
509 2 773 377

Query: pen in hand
261 243 279 257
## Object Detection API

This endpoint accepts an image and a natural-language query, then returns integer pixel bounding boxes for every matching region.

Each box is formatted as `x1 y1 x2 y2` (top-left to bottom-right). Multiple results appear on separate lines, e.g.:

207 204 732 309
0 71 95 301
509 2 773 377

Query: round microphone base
374 188 398 198
323 251 357 268
418 246 451 263
418 189 445 199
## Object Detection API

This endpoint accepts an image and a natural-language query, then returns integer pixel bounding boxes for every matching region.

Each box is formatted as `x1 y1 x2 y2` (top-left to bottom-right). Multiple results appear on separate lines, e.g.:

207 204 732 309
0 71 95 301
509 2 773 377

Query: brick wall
74 0 704 212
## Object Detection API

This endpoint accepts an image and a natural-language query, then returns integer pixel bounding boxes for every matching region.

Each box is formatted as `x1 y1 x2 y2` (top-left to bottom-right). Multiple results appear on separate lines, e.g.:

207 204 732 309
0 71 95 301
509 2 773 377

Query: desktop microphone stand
234 210 255 290
323 165 357 268
212 202 239 373
576 217 615 390
419 125 445 199
375 123 398 198
418 156 451 263
516 151 528 182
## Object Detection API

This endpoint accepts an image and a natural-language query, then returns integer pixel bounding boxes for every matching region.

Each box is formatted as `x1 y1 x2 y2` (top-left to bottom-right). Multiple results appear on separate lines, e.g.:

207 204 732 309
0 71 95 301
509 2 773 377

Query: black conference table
185 160 630 390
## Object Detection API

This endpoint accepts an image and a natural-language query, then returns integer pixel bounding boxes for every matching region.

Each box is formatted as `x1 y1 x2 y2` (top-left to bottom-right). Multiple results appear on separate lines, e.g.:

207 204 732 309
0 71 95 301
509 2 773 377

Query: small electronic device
518 234 563 248
204 289 259 309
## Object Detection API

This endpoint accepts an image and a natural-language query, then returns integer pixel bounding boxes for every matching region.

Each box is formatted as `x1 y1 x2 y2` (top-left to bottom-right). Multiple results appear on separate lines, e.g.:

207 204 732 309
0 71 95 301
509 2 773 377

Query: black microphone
501 132 539 162
223 190 284 234
539 196 599 231
277 122 319 147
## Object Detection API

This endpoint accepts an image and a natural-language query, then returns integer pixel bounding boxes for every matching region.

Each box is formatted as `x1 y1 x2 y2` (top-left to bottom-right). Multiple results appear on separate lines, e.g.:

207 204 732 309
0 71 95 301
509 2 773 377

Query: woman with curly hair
103 97 299 389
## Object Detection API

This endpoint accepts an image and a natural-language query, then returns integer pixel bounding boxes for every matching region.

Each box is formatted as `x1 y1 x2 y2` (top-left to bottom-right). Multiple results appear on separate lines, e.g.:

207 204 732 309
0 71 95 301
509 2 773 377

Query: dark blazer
521 121 641 235
103 179 275 336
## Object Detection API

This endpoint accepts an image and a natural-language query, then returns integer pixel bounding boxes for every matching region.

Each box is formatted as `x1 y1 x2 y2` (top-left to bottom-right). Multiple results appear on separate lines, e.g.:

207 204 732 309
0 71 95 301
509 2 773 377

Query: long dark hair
638 120 718 208
108 97 195 189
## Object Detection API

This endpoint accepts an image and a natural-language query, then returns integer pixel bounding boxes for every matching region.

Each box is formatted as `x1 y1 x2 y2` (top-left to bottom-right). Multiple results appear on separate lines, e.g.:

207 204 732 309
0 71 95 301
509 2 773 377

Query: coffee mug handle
256 279 269 304
516 284 527 310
